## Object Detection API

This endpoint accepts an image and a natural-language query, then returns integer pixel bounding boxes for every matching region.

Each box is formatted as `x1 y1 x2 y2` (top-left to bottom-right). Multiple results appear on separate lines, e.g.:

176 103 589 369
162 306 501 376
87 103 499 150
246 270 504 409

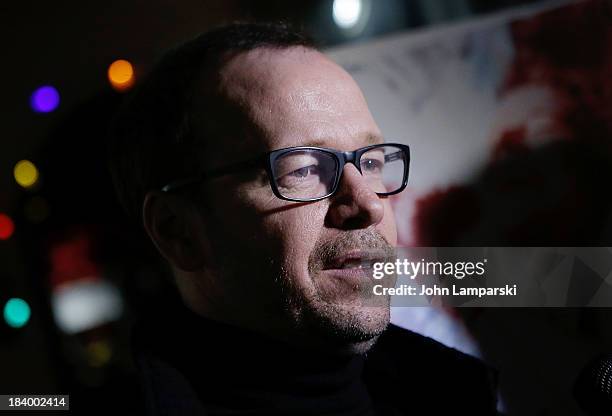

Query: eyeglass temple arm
161 154 265 192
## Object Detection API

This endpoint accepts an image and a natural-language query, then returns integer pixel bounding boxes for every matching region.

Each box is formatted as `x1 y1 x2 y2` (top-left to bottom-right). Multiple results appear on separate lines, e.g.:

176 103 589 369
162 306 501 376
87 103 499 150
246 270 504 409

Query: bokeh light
3 298 31 328
14 160 39 189
107 59 135 91
333 0 363 29
0 214 15 240
30 85 60 113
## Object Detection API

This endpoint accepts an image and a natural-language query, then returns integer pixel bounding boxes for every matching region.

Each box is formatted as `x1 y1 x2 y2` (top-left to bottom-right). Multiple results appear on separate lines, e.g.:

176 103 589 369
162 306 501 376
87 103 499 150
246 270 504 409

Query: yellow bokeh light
14 160 39 188
107 59 135 91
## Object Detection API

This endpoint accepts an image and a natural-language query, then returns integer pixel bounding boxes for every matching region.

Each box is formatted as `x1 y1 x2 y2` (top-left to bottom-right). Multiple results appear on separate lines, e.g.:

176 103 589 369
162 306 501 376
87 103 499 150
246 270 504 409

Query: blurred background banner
328 0 610 247
2 1 611 415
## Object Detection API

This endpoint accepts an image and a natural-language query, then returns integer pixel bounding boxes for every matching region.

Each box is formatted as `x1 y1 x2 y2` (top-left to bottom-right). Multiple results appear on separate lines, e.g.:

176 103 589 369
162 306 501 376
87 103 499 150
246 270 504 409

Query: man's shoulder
364 324 499 415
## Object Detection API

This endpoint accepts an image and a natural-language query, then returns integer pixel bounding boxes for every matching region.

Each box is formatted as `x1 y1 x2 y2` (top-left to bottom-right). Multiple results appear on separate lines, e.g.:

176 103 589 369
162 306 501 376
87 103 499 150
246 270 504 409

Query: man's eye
361 159 384 174
290 165 319 178
277 164 322 189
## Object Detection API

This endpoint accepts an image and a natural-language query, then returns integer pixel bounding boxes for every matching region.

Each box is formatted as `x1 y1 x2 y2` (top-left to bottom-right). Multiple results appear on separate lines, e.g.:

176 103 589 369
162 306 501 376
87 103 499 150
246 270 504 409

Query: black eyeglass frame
161 143 411 203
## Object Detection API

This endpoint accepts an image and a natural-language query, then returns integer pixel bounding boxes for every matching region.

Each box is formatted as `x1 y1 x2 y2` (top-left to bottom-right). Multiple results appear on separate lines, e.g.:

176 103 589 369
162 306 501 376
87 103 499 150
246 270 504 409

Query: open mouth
324 250 387 271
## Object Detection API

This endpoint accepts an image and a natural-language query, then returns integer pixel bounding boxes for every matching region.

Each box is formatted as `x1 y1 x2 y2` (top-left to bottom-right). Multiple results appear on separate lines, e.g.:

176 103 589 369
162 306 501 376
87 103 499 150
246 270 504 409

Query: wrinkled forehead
192 47 382 164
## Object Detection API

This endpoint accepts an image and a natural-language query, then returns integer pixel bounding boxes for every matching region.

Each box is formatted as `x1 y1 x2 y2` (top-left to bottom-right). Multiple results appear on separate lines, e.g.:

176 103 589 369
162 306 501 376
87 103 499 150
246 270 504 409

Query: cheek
263 205 327 274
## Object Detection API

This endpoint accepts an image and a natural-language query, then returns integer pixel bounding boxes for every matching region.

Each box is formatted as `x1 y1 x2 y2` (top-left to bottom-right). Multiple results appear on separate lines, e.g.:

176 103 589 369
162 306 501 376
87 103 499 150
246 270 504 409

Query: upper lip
324 249 387 270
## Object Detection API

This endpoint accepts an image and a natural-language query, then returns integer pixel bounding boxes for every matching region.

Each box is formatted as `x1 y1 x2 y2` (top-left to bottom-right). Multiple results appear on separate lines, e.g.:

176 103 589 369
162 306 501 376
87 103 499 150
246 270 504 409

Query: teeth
341 259 373 269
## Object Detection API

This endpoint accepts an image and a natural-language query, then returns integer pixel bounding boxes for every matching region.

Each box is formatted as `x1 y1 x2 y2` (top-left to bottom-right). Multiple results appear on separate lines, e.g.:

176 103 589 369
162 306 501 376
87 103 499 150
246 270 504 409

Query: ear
142 190 207 272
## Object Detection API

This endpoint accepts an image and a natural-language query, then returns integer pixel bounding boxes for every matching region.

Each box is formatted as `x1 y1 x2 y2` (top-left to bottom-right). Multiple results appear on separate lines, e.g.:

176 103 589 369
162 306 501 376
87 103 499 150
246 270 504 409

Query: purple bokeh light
30 85 60 113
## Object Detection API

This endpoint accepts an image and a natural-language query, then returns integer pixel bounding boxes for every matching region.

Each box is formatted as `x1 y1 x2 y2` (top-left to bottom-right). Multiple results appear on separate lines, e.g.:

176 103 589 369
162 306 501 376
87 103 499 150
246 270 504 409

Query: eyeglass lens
272 145 406 200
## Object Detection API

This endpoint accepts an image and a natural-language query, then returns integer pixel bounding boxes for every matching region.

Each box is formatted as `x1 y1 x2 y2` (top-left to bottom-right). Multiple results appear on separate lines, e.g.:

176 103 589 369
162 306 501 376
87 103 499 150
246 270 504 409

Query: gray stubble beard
279 228 396 353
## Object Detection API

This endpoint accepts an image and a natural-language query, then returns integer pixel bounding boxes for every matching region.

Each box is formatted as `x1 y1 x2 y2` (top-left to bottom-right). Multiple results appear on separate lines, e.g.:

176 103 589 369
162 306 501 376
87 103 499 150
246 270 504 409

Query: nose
326 164 385 230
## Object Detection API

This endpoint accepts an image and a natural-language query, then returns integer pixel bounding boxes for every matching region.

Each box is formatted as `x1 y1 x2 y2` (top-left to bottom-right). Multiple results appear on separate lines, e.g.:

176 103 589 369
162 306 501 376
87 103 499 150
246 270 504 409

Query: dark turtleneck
133 297 377 416
132 295 498 415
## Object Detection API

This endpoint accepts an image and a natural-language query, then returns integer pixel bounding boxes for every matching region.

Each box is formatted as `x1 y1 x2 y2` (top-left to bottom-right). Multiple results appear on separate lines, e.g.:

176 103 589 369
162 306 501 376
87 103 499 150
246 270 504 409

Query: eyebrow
301 133 384 148
365 133 385 145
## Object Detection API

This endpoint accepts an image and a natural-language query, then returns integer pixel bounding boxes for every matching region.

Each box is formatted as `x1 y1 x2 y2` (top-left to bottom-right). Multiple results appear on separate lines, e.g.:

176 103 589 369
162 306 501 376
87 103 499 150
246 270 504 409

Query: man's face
190 47 398 351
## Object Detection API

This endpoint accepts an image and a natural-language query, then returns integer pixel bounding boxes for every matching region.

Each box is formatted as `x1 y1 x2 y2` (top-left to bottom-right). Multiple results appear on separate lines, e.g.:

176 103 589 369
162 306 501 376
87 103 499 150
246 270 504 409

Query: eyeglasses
161 143 410 202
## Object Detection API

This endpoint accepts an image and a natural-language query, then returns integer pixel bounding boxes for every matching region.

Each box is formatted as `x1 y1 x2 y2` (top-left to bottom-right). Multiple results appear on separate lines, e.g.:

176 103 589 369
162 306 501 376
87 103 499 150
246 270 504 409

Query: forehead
206 47 382 157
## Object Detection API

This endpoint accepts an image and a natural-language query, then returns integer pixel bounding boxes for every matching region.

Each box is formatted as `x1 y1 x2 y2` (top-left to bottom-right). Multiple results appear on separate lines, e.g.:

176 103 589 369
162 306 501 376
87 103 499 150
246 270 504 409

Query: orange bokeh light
107 59 135 91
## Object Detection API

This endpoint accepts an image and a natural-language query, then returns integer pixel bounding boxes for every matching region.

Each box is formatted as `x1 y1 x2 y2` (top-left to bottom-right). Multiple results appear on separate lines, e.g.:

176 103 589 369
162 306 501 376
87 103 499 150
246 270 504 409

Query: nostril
343 216 372 230
338 200 384 229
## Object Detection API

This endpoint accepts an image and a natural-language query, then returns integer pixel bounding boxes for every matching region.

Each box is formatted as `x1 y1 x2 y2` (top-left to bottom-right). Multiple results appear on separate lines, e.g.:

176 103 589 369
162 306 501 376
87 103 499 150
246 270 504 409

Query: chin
280 263 392 353
300 298 391 354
